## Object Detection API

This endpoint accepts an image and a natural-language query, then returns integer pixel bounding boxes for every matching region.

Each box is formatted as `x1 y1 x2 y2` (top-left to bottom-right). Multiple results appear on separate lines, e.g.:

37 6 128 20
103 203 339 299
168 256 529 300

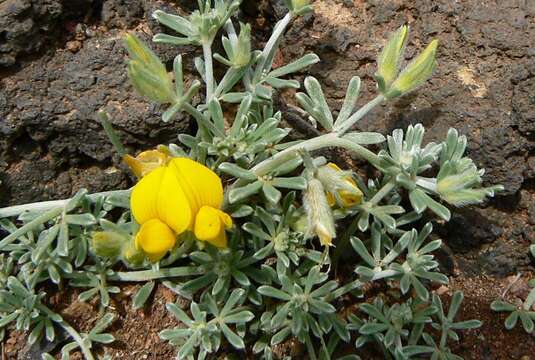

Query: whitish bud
437 164 503 206
375 25 409 93
303 178 336 247
385 39 438 99
316 163 363 208
124 33 175 104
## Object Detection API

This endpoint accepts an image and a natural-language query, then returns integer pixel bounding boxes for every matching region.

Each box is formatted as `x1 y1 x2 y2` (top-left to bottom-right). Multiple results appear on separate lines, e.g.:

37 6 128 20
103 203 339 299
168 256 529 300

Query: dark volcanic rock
0 1 192 205
0 0 95 67
0 0 534 277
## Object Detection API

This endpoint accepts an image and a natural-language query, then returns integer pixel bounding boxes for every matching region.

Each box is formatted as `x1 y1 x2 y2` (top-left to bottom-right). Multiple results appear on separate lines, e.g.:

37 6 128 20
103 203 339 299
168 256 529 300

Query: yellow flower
123 148 169 178
131 157 232 261
317 163 363 208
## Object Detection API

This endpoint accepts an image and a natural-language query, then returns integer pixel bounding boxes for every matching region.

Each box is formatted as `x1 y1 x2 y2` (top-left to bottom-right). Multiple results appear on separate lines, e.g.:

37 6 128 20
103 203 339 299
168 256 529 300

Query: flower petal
131 166 165 225
157 165 193 233
169 158 224 214
135 218 177 262
194 206 231 248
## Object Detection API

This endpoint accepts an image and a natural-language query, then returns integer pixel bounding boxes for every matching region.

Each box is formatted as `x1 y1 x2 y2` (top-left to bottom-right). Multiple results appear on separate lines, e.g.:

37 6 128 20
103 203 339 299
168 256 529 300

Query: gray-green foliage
491 279 535 334
0 1 507 359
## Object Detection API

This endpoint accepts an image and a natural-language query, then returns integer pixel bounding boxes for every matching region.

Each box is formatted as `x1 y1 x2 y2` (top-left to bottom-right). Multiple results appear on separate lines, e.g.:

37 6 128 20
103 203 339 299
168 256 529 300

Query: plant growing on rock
0 1 504 359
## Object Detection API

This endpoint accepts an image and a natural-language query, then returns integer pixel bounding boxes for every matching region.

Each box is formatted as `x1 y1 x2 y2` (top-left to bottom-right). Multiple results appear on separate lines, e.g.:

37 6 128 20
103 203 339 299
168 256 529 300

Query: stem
109 266 204 282
202 41 215 101
0 189 131 219
254 12 292 81
0 207 63 248
98 112 126 157
335 95 385 135
369 179 396 205
39 305 95 360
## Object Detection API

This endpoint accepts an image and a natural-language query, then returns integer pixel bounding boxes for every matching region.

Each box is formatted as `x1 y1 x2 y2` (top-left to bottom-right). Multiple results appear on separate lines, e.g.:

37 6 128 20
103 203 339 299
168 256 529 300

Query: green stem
255 12 293 78
203 41 215 101
109 266 203 282
0 207 63 248
335 95 385 135
39 305 95 360
0 189 131 219
98 112 126 157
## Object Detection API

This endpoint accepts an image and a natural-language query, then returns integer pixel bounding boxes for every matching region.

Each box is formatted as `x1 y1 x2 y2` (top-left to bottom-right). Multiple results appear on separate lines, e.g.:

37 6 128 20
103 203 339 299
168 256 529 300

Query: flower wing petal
135 218 177 262
157 165 193 233
131 166 165 224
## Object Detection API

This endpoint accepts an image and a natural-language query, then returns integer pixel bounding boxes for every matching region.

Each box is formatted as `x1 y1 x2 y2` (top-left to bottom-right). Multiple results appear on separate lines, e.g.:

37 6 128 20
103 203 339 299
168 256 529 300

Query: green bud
121 237 146 267
91 231 127 258
375 25 409 93
124 33 175 104
436 161 503 206
386 39 438 99
215 23 251 68
284 0 313 16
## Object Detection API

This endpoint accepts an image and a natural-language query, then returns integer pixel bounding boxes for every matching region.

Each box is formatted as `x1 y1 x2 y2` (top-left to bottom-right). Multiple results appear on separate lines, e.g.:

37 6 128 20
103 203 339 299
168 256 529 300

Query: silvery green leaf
271 176 307 190
219 163 257 180
257 286 291 301
350 237 375 267
519 312 534 333
269 53 319 78
57 216 69 257
162 102 182 123
65 189 88 211
504 311 519 330
220 92 247 103
228 181 262 203
490 300 516 312
89 333 115 344
132 281 155 310
271 327 291 345
153 33 192 45
230 205 254 218
208 98 225 134
264 77 300 89
64 214 97 226
243 222 271 241
221 322 245 349
152 10 193 37
336 76 362 127
194 56 205 81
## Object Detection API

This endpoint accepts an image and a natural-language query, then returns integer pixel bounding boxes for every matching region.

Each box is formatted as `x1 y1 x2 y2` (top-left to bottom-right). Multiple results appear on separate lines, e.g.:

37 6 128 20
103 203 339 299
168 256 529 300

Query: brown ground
1 0 535 359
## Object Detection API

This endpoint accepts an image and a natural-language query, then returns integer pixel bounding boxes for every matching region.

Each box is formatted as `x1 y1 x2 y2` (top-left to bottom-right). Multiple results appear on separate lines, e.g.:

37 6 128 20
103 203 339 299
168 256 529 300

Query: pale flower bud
386 39 438 99
316 163 363 208
303 178 336 247
375 25 409 93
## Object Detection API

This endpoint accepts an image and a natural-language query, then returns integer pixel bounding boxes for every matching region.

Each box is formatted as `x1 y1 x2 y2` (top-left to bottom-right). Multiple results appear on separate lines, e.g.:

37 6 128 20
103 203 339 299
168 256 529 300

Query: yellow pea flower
317 163 363 208
123 149 169 178
131 157 232 261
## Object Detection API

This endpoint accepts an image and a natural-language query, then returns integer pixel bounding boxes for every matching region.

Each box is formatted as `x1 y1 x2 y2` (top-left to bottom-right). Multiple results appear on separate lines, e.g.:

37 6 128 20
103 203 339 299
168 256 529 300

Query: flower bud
124 33 175 104
303 178 336 246
123 148 169 178
437 163 503 206
316 163 363 208
375 25 408 93
385 39 438 99
92 231 127 258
